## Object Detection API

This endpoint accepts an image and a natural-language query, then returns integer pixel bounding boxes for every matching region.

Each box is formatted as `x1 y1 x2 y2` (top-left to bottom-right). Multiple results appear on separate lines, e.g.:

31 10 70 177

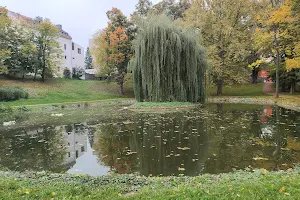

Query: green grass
208 83 267 97
1 169 300 199
0 78 134 106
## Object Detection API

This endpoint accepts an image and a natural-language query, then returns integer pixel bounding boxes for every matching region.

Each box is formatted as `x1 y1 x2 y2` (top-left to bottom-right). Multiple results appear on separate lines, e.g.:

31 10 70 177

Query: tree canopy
133 15 207 103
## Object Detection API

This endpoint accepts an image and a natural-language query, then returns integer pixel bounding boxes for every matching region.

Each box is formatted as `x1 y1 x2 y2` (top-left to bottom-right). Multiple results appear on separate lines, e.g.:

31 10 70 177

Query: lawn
0 169 300 199
0 78 134 106
208 83 267 97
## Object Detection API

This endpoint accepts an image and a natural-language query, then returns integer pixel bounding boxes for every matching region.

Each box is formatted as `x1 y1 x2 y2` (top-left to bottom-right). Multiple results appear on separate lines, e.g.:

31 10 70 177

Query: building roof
85 69 97 75
8 10 72 40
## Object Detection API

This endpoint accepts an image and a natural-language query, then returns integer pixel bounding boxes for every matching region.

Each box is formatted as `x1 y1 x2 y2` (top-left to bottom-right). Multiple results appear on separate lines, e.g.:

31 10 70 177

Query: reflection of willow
0 126 67 172
93 110 209 176
131 113 209 176
93 123 137 174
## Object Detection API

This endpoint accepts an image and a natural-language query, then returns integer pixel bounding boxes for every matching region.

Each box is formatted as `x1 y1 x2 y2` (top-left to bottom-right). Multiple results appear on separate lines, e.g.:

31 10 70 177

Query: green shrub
0 87 29 101
63 67 71 78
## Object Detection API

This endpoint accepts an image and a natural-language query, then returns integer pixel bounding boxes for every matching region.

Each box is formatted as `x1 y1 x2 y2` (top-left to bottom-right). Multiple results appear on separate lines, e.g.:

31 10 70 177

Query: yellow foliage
269 4 293 24
249 59 265 68
286 58 300 71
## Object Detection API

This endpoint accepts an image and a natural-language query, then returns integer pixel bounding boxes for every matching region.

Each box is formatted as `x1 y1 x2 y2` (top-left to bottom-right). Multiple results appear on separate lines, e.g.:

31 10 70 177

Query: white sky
1 0 158 50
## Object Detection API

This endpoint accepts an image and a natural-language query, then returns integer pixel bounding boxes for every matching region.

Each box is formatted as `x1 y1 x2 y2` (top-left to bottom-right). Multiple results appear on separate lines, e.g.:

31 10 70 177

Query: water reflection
0 104 300 176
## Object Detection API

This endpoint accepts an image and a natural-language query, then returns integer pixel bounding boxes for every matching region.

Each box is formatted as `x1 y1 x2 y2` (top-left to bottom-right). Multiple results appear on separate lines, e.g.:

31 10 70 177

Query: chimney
56 24 62 30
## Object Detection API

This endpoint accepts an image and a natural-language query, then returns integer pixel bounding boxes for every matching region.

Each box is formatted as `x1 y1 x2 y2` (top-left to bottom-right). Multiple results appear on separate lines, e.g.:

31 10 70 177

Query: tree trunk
120 81 124 96
216 80 223 96
33 67 37 82
290 80 296 94
273 23 280 98
252 67 258 84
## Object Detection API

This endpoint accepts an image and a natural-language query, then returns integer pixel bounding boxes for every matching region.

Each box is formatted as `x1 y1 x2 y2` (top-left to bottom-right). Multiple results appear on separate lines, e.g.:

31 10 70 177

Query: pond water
0 103 300 176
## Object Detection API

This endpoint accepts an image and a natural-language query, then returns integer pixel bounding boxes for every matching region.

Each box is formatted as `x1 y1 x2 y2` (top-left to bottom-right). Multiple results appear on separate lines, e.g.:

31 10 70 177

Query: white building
56 24 84 75
7 10 85 76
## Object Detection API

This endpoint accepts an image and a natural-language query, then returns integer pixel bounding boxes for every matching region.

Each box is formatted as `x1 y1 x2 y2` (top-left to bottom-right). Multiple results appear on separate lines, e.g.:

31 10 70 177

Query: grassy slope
0 170 300 199
0 78 134 106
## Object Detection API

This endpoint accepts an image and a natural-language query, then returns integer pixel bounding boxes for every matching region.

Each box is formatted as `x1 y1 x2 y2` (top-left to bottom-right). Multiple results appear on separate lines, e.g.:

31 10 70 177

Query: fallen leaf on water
253 157 268 161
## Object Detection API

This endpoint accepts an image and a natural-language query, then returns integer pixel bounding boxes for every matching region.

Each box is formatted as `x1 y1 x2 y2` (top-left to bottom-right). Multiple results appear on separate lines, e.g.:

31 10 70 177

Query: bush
72 67 84 79
0 87 29 101
63 68 71 78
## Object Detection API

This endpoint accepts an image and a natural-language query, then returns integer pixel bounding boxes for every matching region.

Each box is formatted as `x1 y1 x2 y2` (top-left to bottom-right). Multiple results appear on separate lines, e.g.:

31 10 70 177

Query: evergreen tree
84 47 93 69
133 15 207 103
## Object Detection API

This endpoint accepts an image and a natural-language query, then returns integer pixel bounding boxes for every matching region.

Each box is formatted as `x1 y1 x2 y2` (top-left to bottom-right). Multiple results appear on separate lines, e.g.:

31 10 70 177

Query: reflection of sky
68 137 110 176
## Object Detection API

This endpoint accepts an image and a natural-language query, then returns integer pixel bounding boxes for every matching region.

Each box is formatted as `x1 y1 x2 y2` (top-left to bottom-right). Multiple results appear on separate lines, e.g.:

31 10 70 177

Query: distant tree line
91 0 300 98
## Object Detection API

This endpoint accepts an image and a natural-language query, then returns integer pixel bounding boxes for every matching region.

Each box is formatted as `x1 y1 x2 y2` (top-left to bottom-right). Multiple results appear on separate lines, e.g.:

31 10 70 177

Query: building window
76 150 79 158
72 42 74 50
78 48 81 54
65 55 67 59
81 146 85 152
68 142 70 146
64 44 66 50
68 152 71 157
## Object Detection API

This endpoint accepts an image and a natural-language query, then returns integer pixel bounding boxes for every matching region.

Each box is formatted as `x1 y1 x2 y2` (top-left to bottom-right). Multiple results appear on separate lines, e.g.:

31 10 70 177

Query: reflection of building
61 125 88 167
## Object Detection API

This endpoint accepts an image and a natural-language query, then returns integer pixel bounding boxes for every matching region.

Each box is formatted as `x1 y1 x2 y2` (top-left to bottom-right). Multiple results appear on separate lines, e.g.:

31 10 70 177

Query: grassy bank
1 169 300 199
0 78 134 106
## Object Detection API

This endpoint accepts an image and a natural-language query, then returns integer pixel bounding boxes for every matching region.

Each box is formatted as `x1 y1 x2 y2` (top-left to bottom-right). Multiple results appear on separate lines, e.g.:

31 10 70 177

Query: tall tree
133 15 207 103
0 7 11 75
84 47 93 69
91 30 110 75
184 0 253 95
254 0 299 95
93 8 134 95
34 19 61 81
134 0 153 18
153 0 192 20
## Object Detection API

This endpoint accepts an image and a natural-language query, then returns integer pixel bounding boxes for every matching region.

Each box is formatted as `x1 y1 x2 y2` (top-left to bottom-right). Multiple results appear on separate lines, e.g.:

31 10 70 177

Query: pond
0 103 300 177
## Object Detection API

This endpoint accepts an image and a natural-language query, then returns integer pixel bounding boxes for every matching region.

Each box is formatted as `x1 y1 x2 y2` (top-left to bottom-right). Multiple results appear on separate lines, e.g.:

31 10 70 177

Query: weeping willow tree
133 15 207 103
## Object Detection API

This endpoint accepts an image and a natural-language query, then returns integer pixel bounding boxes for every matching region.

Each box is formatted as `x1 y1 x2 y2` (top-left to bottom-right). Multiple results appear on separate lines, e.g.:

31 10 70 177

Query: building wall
58 37 72 75
57 39 84 75
72 42 84 69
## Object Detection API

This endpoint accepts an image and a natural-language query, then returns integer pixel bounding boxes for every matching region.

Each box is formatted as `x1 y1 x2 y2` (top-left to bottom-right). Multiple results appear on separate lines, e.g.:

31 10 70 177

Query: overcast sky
1 0 161 51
